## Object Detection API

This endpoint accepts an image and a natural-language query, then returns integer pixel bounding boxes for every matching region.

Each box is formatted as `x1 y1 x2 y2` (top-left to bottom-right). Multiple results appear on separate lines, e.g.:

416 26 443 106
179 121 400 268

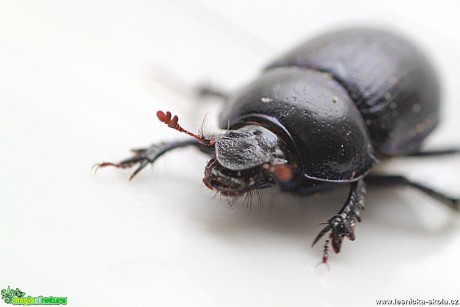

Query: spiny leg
406 148 460 157
312 179 366 261
94 139 203 180
365 174 459 212
95 110 216 180
150 66 229 102
196 84 229 100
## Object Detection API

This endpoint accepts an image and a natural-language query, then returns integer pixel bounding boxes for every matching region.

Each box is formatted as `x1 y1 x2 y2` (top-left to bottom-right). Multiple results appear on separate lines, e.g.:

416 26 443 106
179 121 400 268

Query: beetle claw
312 224 332 247
129 160 150 181
94 146 161 180
312 179 366 262
93 161 138 173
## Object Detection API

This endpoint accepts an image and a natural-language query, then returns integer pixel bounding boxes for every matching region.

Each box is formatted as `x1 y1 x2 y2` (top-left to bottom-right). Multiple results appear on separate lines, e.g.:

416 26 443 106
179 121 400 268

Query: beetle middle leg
94 139 209 180
312 179 366 261
196 84 229 100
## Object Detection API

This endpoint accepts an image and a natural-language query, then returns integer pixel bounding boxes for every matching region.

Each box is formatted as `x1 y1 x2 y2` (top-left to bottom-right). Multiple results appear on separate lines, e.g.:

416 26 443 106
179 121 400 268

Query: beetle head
203 125 291 196
156 111 292 196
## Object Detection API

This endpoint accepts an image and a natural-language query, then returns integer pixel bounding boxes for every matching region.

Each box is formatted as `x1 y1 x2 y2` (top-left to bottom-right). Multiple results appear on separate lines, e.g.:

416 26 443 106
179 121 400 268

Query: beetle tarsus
313 179 366 255
322 239 331 265
95 140 203 180
315 238 331 270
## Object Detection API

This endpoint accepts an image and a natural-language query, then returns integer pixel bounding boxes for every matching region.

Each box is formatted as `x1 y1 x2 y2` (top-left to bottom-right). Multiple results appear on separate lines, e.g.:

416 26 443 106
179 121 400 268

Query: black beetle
96 28 459 263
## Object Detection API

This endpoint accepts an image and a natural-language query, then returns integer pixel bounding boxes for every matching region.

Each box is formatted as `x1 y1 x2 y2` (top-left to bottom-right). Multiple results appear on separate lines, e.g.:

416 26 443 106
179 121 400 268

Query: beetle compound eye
272 164 293 181
263 163 293 182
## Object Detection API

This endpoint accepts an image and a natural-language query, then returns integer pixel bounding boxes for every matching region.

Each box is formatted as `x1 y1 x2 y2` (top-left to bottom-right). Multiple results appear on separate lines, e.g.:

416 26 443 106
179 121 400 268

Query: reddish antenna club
156 110 214 146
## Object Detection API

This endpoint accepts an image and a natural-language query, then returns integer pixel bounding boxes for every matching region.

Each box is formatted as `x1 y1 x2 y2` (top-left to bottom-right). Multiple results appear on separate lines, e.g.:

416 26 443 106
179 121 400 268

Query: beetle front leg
312 179 366 261
95 139 208 180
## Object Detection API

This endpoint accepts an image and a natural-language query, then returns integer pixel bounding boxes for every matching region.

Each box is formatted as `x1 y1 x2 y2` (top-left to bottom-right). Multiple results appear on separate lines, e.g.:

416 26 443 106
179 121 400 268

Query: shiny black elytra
96 28 459 263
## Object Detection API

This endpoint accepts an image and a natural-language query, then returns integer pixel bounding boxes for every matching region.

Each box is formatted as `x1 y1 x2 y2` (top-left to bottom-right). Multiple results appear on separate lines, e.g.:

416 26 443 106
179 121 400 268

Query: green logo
1 286 67 305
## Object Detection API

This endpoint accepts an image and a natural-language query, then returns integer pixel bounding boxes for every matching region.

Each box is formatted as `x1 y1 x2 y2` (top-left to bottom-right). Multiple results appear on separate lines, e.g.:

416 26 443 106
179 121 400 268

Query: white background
1 1 459 306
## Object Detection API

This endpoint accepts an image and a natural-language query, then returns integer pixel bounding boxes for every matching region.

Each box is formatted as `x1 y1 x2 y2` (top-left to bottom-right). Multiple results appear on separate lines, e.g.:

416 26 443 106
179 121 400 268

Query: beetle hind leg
407 148 460 157
94 139 203 180
312 179 366 261
365 174 459 212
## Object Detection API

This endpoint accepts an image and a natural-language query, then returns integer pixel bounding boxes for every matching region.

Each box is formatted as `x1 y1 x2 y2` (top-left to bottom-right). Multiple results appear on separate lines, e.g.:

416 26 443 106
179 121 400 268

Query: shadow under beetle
96 28 459 263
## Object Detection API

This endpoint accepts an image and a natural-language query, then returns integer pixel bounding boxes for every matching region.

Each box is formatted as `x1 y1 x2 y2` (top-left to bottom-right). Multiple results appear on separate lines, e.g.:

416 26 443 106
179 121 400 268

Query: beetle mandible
96 28 459 263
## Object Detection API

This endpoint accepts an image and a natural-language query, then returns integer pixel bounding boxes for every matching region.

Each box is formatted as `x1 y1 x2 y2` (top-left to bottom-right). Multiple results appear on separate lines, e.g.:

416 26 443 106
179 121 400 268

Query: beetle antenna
157 110 214 146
